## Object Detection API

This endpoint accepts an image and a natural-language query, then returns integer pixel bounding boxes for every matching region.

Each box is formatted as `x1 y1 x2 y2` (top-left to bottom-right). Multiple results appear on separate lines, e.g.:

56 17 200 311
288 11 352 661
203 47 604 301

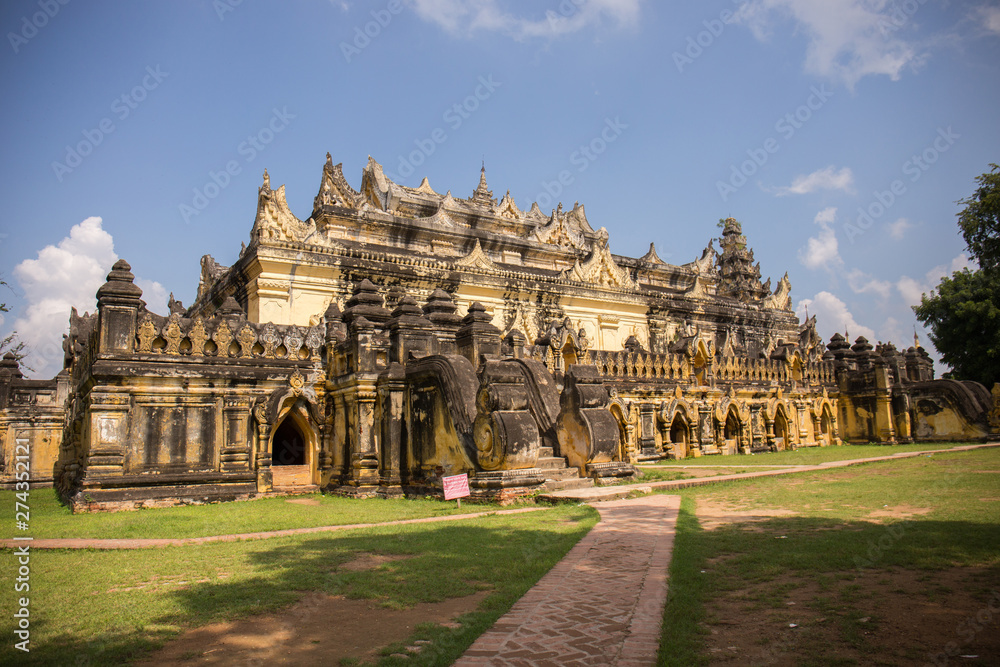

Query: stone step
536 456 569 470
541 476 595 492
542 467 584 481
538 446 554 458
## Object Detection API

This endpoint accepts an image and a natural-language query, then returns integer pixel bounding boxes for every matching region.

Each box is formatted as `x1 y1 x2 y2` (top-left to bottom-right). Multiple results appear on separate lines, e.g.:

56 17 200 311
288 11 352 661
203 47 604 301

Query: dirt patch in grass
866 504 933 520
337 552 414 572
136 590 490 666
693 497 1000 665
700 568 1000 666
696 499 796 531
285 498 322 506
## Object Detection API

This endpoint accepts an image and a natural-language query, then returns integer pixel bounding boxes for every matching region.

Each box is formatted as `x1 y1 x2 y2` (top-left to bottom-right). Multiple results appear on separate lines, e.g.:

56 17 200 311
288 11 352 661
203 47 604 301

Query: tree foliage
914 165 1000 386
958 163 1000 271
0 278 27 364
913 268 1000 386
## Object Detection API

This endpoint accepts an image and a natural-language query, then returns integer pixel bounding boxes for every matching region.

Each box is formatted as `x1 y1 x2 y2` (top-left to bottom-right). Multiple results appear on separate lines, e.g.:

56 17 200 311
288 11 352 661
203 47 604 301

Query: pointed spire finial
262 168 270 189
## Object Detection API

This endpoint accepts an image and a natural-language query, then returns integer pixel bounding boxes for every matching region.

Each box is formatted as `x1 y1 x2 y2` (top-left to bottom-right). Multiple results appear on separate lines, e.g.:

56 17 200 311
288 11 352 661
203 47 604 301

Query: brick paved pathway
455 494 680 667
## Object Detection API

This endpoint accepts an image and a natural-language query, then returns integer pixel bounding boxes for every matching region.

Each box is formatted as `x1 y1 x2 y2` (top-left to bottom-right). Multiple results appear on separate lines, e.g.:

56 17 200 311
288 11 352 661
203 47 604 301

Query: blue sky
1 0 998 379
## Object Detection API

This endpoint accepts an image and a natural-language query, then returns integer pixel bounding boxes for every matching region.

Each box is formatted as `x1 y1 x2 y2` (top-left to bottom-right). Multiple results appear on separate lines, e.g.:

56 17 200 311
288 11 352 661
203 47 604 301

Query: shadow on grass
3 509 595 667
659 500 1000 666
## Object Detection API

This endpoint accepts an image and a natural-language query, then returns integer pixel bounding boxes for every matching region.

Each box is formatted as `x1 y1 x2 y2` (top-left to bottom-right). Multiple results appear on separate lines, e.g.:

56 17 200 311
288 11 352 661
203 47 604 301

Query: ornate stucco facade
1 155 996 509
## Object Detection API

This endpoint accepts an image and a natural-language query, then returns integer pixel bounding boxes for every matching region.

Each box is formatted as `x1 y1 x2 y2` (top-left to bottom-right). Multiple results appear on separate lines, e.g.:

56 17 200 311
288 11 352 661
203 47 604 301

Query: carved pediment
496 190 522 220
359 156 404 212
640 242 666 265
313 152 361 212
251 172 311 244
560 242 637 289
535 203 587 249
763 273 793 311
455 239 498 272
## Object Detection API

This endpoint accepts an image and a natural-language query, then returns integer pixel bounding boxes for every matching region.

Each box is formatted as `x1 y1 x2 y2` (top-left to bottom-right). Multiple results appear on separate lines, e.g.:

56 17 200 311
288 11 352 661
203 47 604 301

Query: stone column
96 259 143 354
377 364 405 497
79 392 130 482
456 302 501 366
222 397 252 472
254 403 272 492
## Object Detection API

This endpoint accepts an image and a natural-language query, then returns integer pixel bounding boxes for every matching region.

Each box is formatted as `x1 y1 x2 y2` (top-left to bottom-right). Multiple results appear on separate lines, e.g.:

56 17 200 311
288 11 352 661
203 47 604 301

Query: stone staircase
537 446 595 491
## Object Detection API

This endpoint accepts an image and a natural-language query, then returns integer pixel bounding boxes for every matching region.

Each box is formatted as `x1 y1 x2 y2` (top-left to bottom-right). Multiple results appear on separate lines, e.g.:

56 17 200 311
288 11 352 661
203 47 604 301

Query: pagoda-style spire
470 164 495 206
716 217 768 303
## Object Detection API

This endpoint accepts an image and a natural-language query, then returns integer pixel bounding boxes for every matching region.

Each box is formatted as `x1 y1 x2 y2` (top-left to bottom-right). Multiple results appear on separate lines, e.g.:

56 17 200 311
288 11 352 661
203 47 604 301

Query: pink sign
442 473 470 500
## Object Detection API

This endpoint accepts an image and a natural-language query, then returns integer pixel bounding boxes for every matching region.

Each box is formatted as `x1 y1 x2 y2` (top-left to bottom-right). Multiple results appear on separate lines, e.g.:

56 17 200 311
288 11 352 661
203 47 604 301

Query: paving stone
454 494 680 666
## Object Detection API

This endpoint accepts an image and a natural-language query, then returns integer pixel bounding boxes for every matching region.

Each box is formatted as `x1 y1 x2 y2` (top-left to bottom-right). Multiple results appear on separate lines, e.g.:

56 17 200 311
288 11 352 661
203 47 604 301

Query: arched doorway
269 412 315 490
774 408 789 451
562 341 578 369
724 409 742 453
272 418 306 466
669 415 689 459
820 405 834 446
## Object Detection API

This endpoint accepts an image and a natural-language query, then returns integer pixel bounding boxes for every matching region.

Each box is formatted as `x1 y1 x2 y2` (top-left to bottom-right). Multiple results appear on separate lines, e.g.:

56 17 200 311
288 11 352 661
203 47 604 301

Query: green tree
0 278 27 363
958 164 1000 271
914 165 1000 386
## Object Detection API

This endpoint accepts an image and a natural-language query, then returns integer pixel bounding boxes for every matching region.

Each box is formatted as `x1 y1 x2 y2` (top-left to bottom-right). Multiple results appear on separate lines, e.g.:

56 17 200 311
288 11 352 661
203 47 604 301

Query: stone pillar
872 363 896 443
422 289 463 354
696 404 712 456
388 296 435 364
222 397 252 472
637 404 659 460
96 260 143 354
79 392 130 483
456 302 501 366
504 329 526 359
751 405 766 451
254 403 272 492
377 363 405 497
342 384 380 494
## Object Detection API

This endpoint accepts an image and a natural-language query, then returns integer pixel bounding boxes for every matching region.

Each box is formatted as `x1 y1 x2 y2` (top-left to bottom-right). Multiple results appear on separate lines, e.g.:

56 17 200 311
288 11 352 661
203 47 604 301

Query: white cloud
796 291 875 341
887 217 912 240
896 253 974 306
136 279 169 315
974 5 1000 35
409 0 641 39
798 206 843 271
771 166 854 196
733 0 924 88
846 268 892 299
8 217 166 380
11 218 116 379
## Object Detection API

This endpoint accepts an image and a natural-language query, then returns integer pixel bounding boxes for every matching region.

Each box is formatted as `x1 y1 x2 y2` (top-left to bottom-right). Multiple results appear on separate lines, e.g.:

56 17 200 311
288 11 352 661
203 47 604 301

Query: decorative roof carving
455 238 498 271
251 171 310 244
639 242 666 265
560 236 637 289
313 152 362 213
763 273 793 311
496 190 522 220
415 177 437 195
469 166 496 207
716 217 769 302
535 203 588 249
197 255 228 301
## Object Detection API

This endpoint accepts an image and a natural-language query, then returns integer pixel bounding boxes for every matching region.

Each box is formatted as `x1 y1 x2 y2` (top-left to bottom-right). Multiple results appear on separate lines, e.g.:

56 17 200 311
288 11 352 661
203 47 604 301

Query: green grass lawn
0 489 517 540
0 503 598 666
641 442 974 467
658 446 1000 665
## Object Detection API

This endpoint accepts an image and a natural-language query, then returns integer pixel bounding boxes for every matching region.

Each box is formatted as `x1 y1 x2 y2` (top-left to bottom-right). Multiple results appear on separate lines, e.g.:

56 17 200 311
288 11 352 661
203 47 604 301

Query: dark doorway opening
273 419 306 466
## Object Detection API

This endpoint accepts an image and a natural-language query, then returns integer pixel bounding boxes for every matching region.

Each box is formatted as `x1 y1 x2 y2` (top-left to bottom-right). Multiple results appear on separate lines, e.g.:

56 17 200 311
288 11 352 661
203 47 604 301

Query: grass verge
0 503 598 666
0 489 517 540
642 442 975 467
658 447 1000 665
